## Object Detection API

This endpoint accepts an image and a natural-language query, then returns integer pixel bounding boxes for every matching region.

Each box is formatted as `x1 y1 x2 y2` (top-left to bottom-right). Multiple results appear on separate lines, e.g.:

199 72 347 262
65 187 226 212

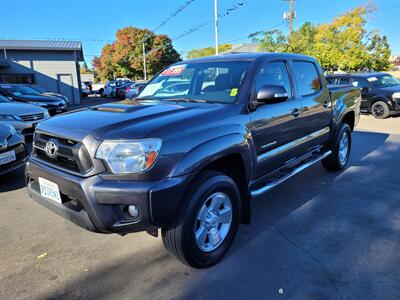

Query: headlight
95 139 162 174
44 110 50 118
0 114 20 121
392 92 400 99
8 125 16 136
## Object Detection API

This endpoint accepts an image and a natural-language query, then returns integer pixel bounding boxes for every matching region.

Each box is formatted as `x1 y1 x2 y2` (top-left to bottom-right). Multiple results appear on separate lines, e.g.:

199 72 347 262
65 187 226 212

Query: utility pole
214 0 219 55
142 42 147 81
283 0 295 41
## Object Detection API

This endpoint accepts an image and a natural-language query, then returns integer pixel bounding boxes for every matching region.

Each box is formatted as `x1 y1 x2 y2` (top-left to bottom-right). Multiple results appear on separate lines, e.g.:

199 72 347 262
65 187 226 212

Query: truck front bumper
26 158 194 235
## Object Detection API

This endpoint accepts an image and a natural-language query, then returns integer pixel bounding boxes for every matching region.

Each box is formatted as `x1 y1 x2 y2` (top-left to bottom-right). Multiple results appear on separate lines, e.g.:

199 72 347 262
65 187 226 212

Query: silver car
0 95 50 136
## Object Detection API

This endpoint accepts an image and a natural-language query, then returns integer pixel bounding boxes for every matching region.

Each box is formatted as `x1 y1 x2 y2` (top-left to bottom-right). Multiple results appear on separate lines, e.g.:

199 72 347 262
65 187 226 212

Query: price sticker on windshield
161 65 186 76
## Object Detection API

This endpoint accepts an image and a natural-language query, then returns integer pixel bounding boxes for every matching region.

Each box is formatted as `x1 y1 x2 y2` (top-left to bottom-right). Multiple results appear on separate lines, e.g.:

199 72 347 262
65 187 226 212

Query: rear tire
371 101 390 119
322 123 352 171
161 171 240 268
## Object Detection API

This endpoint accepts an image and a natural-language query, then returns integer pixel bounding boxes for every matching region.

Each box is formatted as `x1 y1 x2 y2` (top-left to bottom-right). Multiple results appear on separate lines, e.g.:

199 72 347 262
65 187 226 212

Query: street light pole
142 42 147 81
214 0 219 55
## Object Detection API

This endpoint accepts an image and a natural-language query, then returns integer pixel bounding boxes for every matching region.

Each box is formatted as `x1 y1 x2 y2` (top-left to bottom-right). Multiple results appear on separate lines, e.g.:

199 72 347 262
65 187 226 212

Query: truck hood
39 100 227 140
0 102 46 115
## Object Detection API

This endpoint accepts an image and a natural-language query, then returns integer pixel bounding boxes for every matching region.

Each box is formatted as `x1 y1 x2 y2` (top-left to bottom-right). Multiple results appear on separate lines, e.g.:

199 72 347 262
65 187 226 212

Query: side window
293 61 322 96
352 78 370 89
339 78 350 84
255 61 292 98
325 77 336 84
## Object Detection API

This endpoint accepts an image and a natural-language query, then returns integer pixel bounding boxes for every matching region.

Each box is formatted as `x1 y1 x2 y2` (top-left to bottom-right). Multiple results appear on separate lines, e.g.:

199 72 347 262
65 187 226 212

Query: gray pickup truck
26 53 361 268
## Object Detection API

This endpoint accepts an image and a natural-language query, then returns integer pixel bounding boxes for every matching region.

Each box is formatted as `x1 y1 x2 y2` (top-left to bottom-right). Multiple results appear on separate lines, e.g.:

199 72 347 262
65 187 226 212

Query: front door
351 77 372 111
57 74 75 104
249 60 302 178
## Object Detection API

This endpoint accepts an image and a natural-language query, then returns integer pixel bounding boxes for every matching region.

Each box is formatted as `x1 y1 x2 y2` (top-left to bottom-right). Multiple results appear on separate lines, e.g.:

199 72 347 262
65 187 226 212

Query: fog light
127 205 140 219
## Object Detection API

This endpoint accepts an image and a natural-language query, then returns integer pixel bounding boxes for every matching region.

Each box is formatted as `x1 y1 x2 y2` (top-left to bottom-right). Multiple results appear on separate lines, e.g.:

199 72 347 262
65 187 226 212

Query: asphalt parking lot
0 110 399 299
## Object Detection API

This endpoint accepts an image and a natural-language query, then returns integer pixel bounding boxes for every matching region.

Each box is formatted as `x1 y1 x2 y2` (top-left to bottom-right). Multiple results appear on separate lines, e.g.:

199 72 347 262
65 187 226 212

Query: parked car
125 81 148 99
92 83 105 96
26 53 361 268
115 83 133 99
326 72 400 119
81 84 90 97
0 84 67 115
103 80 132 98
27 84 70 105
0 95 50 136
0 123 28 176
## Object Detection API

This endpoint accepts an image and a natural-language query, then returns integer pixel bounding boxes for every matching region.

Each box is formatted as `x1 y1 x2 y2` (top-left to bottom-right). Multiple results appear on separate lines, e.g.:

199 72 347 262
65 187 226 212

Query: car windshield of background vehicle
0 85 41 96
367 75 400 88
0 95 11 103
138 61 251 104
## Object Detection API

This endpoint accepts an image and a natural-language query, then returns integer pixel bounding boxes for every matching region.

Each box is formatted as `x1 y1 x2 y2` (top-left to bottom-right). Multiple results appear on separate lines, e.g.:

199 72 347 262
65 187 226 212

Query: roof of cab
178 52 315 64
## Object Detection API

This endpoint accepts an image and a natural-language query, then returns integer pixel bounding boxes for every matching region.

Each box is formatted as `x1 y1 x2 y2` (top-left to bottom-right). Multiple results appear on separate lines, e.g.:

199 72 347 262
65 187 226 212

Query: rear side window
293 61 322 96
339 78 350 84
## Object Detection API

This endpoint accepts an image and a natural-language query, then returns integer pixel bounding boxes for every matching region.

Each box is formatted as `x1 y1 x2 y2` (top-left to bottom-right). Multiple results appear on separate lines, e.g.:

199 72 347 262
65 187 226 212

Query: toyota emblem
45 140 58 158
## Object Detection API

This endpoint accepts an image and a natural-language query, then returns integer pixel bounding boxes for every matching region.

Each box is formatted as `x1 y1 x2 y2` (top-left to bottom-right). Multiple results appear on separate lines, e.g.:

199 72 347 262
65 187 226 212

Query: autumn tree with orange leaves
93 27 181 81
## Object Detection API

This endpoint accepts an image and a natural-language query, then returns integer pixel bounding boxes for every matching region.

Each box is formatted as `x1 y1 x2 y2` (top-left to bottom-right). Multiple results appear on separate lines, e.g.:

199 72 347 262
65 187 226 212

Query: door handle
291 108 301 117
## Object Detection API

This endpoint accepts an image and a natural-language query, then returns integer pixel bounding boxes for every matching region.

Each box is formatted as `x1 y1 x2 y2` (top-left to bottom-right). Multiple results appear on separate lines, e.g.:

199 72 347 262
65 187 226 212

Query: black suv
326 72 400 119
0 84 68 115
27 53 361 268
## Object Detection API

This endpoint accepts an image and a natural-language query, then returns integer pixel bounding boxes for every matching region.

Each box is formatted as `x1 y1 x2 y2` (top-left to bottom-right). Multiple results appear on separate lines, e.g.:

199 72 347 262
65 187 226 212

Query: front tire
371 101 390 119
161 171 240 268
322 123 352 171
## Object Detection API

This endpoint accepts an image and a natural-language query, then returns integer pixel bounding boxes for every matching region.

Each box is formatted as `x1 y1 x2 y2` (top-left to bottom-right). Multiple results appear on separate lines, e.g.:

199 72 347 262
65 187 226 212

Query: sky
1 0 399 64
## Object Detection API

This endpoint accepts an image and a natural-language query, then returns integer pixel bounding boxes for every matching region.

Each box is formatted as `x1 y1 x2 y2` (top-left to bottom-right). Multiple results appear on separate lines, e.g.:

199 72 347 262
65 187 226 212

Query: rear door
291 60 331 151
249 60 303 178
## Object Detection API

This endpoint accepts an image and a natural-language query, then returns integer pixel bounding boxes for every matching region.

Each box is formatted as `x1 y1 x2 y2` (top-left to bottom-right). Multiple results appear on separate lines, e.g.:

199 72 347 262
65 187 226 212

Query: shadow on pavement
37 130 400 299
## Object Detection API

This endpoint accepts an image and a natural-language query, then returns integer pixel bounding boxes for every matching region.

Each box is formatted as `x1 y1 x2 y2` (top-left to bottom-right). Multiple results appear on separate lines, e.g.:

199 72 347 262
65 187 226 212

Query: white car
0 95 50 136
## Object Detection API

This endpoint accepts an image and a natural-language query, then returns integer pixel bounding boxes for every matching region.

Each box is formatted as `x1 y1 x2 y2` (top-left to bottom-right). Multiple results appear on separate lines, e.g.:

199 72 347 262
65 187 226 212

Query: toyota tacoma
26 53 361 268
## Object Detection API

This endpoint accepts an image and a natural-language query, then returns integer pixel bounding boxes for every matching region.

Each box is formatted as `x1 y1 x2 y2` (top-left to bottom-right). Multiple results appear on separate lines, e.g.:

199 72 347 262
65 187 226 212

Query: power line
152 0 196 33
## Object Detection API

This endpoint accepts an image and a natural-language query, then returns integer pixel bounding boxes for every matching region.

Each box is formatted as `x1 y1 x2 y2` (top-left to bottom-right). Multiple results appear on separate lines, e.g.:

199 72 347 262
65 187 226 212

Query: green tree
366 32 392 71
249 5 392 71
250 29 288 52
93 26 181 82
186 44 232 59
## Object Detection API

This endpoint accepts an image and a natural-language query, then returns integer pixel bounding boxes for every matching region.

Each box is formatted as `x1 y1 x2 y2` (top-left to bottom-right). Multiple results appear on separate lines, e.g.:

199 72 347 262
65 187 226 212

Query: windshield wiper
162 98 215 104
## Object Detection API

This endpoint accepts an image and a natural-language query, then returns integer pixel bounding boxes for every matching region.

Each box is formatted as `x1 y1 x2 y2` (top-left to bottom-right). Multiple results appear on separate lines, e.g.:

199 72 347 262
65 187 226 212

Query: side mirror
360 87 369 92
256 84 288 104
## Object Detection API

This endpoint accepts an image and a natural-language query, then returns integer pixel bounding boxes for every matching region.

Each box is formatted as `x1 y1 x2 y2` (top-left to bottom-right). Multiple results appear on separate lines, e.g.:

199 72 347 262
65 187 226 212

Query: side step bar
250 150 332 197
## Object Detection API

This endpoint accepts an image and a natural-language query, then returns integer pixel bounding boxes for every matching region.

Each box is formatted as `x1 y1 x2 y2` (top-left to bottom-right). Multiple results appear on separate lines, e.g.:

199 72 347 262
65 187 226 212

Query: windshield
0 85 41 96
367 75 400 88
0 95 10 103
30 85 47 93
138 61 251 103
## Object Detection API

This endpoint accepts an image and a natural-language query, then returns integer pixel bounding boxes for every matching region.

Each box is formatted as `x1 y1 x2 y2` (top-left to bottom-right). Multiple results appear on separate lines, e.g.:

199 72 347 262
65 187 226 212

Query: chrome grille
19 113 45 122
33 133 93 174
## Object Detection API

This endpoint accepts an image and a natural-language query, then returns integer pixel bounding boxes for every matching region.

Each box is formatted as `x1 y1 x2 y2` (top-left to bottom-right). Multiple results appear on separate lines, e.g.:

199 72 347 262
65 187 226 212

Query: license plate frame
38 177 62 204
0 150 16 165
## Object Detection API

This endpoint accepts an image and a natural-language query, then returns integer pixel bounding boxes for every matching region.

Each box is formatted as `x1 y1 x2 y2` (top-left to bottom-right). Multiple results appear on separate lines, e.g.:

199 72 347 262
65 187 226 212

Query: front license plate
39 177 62 204
0 150 16 165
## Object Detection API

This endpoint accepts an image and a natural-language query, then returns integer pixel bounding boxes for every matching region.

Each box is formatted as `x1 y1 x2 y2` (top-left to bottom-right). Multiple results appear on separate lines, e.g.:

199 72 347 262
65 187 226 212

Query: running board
250 150 332 197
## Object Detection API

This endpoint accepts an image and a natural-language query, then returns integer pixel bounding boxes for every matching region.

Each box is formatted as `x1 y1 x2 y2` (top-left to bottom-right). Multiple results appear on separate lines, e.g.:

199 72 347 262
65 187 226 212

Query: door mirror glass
256 84 288 104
